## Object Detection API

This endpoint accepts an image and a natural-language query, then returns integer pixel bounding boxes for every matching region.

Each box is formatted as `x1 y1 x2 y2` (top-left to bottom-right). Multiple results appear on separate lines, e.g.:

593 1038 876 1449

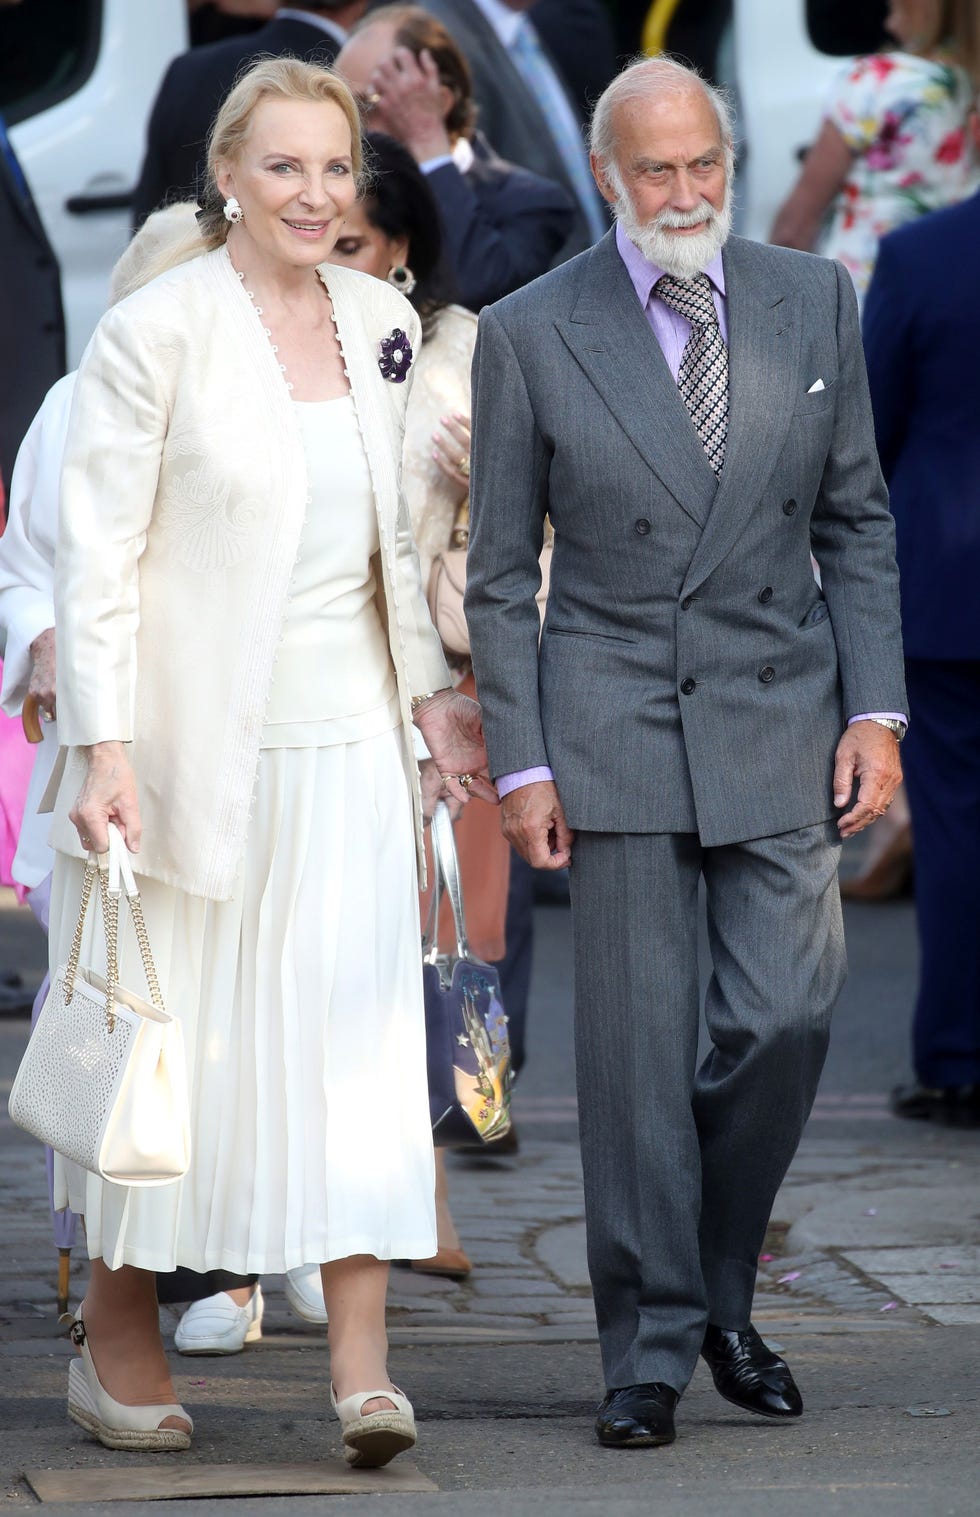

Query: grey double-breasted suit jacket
465 231 906 846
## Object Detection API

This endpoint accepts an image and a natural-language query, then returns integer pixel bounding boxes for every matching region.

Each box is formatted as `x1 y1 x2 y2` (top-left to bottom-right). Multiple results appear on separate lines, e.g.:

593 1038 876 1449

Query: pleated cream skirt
51 729 437 1273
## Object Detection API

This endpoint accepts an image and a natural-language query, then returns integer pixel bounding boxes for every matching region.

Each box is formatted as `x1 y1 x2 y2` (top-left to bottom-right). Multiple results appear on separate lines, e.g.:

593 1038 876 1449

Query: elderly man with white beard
464 58 906 1449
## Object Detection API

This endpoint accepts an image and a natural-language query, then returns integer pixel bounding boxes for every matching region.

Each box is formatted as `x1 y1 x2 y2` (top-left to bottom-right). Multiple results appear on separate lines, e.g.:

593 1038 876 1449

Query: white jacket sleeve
0 374 76 714
55 305 169 747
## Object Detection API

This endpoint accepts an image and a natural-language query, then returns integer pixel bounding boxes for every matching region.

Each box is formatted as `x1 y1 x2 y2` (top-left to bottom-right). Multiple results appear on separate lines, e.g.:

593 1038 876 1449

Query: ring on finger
458 773 474 790
458 456 470 478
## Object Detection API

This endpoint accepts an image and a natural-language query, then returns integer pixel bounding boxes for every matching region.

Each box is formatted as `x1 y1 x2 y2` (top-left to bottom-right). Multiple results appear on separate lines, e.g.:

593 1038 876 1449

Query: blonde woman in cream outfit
47 58 495 1466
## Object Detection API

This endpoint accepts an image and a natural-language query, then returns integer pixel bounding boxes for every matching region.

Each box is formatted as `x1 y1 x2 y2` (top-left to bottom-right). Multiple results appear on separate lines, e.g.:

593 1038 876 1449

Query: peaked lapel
680 237 802 597
555 233 718 529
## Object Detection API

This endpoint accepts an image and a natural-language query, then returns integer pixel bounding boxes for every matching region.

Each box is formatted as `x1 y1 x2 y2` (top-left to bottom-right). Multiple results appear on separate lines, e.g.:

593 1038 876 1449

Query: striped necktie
508 20 606 243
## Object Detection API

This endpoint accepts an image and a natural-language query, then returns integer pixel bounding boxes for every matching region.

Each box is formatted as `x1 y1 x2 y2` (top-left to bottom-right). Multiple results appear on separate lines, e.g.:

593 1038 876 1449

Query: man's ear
591 152 617 205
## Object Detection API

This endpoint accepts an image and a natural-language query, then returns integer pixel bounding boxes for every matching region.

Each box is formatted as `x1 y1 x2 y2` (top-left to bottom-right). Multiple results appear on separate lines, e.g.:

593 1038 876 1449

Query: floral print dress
820 51 980 303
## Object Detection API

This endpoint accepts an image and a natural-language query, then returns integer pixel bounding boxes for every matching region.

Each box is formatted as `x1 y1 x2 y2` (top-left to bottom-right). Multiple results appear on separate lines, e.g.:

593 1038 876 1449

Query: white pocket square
807 379 826 393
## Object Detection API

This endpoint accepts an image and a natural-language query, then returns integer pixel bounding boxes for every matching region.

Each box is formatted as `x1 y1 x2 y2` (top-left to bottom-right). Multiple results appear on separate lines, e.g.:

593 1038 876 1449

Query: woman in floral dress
771 0 979 305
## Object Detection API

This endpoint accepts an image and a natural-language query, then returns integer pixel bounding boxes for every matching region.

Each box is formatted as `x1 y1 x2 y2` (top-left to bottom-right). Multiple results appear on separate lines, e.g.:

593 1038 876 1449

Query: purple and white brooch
378 327 413 384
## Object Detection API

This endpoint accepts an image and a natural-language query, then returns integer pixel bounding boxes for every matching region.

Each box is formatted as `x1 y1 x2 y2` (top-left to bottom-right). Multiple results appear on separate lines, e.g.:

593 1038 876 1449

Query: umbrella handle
23 693 43 744
57 1249 72 1323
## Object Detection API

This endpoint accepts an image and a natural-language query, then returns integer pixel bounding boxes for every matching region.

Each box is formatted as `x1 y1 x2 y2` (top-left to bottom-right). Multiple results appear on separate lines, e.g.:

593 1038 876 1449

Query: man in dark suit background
530 0 620 117
338 6 574 308
133 1 369 226
411 0 608 259
863 153 980 1129
0 111 65 499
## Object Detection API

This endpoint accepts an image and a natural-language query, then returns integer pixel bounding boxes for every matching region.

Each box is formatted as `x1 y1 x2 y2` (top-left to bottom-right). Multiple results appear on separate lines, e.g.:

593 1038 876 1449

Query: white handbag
9 824 191 1187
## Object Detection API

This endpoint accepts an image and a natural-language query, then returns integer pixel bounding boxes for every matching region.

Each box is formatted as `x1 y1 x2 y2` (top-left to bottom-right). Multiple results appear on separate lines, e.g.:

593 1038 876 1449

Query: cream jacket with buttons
48 248 450 899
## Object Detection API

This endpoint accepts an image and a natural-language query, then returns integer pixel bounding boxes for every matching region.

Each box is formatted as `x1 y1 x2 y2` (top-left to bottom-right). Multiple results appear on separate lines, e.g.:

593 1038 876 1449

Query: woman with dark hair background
329 133 512 1278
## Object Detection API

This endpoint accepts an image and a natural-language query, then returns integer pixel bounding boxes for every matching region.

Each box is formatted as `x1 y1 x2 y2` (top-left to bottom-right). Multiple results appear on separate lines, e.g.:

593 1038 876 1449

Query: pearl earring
223 196 244 225
386 264 417 296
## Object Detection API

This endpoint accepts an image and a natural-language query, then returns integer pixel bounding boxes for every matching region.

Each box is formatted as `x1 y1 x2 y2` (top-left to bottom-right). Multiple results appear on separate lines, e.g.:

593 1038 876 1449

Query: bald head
590 57 734 169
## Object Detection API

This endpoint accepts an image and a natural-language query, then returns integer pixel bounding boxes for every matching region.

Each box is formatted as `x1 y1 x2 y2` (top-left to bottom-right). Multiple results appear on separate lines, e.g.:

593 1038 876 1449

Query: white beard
614 182 733 280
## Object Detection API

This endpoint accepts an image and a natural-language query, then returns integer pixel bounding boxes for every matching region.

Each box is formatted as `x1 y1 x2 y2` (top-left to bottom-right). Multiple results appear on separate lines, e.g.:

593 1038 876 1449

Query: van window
0 0 101 126
806 0 889 56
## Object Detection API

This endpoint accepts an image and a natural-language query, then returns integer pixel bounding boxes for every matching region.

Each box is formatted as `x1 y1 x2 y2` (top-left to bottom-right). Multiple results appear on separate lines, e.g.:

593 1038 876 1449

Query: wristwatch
869 717 906 742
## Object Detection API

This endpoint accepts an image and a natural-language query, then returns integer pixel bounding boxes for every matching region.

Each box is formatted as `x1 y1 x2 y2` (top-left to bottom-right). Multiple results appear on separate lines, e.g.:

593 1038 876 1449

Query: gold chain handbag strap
126 892 164 1012
63 859 98 1007
62 826 165 1036
97 866 121 1036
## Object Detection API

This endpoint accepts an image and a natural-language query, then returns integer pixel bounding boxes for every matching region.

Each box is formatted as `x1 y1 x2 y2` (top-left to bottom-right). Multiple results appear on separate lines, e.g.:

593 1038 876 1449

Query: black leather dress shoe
595 1382 678 1447
891 1081 980 1128
701 1324 803 1418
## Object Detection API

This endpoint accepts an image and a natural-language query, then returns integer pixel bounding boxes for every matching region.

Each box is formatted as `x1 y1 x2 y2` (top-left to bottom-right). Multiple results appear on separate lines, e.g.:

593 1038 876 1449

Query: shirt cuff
419 154 454 175
496 766 554 797
848 712 908 727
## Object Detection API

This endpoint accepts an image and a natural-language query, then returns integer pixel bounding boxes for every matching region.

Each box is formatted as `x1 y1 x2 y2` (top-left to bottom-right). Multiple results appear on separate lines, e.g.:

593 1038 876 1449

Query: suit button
680 677 697 695
681 595 694 610
782 498 798 516
634 518 651 535
759 666 775 683
758 587 773 604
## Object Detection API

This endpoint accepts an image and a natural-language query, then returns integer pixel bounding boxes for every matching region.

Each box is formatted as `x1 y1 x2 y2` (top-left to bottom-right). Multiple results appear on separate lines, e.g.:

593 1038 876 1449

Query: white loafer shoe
285 1263 328 1324
174 1286 263 1356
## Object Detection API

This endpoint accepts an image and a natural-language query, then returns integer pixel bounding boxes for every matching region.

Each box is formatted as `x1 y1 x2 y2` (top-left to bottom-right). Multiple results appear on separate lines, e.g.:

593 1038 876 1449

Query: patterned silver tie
656 273 729 477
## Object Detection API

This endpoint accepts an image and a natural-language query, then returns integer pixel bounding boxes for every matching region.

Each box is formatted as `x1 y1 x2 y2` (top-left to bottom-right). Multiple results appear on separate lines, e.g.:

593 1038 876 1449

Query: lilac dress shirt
495 226 903 798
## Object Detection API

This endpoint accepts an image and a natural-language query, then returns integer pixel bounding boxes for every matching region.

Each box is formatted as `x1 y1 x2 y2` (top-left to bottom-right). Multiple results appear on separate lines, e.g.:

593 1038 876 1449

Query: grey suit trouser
568 822 845 1394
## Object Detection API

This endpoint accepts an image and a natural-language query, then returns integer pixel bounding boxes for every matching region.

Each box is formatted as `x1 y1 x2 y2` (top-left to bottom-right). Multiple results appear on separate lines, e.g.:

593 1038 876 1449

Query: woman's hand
413 691 498 808
420 757 462 822
432 412 471 503
27 627 57 723
69 741 142 855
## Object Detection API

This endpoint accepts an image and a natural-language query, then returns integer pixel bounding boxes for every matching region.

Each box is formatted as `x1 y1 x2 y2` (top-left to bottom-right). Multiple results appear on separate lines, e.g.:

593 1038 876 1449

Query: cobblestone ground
2 890 979 1513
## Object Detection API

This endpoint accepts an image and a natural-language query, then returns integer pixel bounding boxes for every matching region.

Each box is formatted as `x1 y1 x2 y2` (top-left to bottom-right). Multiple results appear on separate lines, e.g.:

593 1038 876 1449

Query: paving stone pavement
3 889 980 1513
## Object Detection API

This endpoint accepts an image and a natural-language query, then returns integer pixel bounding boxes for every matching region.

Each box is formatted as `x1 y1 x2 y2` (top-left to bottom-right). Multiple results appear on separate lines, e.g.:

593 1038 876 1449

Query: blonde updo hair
196 55 366 245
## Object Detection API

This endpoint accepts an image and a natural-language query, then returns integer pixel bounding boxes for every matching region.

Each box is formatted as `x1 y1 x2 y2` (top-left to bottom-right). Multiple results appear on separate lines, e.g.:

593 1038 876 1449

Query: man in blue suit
338 8 574 307
863 161 980 1128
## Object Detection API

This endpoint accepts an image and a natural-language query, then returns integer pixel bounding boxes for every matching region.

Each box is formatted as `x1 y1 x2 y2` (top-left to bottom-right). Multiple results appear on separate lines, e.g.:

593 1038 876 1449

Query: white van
3 0 847 365
730 1 846 242
3 0 187 366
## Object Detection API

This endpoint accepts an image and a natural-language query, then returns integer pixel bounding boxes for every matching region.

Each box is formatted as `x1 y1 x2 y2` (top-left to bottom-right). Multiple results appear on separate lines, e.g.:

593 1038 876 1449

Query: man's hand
502 780 574 870
832 721 903 839
70 741 142 855
370 47 453 163
413 691 499 808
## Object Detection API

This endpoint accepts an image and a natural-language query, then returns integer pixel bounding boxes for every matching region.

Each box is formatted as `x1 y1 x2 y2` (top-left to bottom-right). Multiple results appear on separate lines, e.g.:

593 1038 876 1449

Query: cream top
262 396 398 744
